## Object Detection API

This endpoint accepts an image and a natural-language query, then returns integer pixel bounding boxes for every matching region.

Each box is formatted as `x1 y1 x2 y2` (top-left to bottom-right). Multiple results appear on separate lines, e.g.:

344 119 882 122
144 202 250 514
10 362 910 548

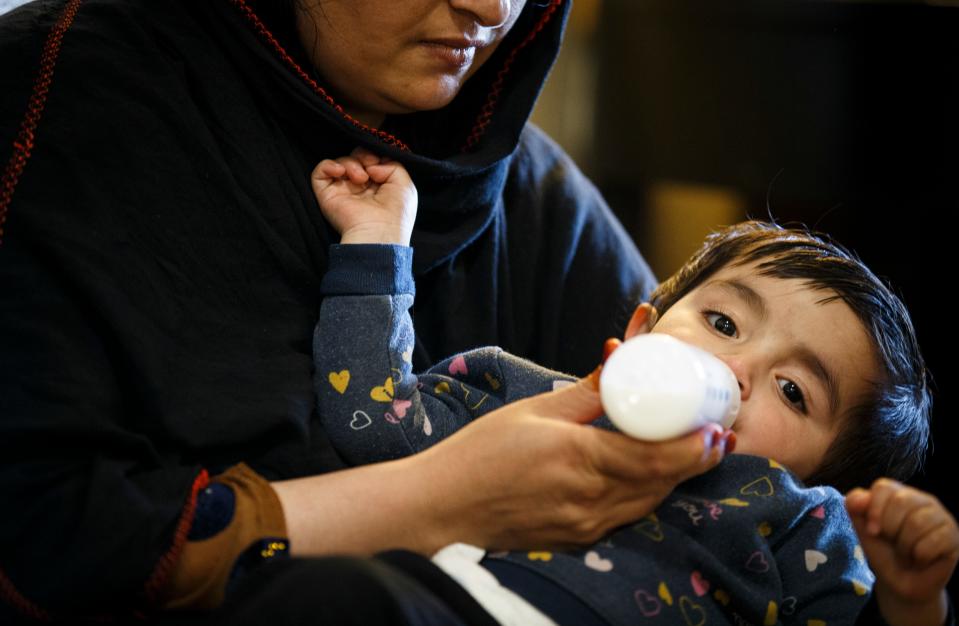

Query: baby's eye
778 378 807 413
705 312 737 337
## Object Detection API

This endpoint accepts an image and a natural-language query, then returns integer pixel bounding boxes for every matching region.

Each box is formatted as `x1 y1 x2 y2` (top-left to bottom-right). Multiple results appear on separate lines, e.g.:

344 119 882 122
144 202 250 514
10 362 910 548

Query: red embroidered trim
228 0 410 152
463 0 563 152
0 0 83 247
143 469 211 604
0 469 209 620
0 568 51 622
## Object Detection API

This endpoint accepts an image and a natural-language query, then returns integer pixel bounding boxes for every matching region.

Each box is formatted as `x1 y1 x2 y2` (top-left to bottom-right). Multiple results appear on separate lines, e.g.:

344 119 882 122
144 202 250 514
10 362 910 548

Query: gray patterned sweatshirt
314 244 874 626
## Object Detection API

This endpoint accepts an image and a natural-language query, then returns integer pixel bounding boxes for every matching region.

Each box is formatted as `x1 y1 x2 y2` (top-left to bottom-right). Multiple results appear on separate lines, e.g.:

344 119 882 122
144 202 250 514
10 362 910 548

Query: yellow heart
527 551 552 562
328 370 350 394
484 372 501 390
719 498 750 507
764 601 778 625
852 580 869 596
370 377 394 402
807 621 827 626
740 476 775 497
658 581 673 606
713 589 730 606
758 522 772 537
769 459 785 470
679 596 705 626
632 514 665 542
434 381 451 394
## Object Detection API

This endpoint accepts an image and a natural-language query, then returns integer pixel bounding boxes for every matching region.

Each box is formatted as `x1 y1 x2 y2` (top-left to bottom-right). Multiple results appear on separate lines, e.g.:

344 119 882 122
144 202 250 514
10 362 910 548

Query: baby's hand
845 479 959 626
311 147 417 245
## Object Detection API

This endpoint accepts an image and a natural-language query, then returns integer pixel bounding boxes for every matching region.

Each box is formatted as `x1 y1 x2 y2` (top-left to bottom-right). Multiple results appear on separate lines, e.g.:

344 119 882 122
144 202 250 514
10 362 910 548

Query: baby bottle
599 334 740 440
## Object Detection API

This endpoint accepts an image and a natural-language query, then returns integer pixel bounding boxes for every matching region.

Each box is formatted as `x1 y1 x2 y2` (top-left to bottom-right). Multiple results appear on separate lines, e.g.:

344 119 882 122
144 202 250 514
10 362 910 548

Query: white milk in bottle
599 334 740 440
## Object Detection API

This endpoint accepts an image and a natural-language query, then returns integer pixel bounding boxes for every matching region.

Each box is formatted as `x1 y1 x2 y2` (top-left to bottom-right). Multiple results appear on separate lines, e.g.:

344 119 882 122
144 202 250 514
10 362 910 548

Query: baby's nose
719 354 751 402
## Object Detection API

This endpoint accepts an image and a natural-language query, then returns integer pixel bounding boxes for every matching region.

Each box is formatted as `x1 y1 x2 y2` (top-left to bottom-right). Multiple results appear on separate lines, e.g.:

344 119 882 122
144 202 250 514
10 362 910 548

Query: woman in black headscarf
0 0 721 622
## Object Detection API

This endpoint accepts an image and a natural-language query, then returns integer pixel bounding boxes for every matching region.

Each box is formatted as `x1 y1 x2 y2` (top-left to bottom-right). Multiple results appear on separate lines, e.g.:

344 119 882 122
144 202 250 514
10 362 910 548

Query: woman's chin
380 78 466 115
342 79 467 125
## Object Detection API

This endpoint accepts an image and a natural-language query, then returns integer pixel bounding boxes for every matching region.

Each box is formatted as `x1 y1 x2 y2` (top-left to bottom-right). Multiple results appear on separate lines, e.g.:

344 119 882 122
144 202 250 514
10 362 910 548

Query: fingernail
721 431 737 455
702 429 716 451
701 425 721 461
602 338 621 363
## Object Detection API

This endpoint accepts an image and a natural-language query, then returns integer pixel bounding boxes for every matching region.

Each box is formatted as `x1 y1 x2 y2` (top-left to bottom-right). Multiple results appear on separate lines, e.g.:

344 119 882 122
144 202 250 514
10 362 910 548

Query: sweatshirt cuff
321 244 414 296
155 463 288 611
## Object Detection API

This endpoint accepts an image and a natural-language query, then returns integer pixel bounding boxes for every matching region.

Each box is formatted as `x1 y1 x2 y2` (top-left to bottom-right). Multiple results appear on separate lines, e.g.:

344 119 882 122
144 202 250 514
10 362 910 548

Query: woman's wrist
270 454 452 557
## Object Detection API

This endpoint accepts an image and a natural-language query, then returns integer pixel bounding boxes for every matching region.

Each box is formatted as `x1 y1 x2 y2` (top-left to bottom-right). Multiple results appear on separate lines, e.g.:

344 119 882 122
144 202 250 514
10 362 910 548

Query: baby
310 150 958 626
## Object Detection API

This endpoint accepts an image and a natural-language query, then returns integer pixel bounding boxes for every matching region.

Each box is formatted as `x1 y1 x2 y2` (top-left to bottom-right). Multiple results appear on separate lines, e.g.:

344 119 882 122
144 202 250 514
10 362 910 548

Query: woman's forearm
272 376 725 561
271 454 450 557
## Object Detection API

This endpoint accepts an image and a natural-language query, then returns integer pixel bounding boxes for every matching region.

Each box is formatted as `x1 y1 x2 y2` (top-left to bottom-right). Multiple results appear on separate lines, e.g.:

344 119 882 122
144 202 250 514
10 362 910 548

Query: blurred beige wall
530 0 744 280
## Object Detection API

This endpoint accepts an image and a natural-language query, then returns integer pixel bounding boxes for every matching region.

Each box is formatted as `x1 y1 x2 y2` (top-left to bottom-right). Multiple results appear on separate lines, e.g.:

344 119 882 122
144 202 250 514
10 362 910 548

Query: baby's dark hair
649 220 931 493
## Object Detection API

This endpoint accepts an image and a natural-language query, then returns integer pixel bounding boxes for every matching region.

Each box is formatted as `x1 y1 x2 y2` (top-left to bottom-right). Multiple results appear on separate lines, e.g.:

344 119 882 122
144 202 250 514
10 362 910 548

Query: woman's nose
449 0 513 28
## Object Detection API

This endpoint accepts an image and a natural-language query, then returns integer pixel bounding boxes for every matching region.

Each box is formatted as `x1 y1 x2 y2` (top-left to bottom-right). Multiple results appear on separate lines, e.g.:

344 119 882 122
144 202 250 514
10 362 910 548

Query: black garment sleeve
0 229 207 617
498 126 658 377
139 552 498 626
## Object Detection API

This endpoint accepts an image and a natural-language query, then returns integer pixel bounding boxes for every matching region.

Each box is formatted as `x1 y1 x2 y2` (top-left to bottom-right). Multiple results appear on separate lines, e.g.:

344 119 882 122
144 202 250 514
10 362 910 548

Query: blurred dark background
533 0 958 596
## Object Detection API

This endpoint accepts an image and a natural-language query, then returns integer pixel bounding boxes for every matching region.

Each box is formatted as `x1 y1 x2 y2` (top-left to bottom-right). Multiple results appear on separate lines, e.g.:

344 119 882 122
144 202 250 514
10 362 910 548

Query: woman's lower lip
421 42 475 68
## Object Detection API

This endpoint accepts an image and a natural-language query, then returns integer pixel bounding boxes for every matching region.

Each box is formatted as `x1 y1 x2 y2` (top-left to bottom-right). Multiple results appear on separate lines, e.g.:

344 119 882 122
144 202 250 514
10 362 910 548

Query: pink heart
633 589 662 617
745 551 770 573
690 570 710 596
384 412 400 424
392 399 412 418
448 356 468 376
810 505 825 519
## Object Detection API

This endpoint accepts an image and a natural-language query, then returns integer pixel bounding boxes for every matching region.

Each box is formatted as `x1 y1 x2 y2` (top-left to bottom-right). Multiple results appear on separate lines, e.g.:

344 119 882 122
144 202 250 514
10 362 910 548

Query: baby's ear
624 303 659 339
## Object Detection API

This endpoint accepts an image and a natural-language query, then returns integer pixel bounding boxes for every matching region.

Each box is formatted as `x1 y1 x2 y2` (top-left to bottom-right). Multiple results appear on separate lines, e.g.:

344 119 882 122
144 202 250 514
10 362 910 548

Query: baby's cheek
728 430 761 457
727 411 781 460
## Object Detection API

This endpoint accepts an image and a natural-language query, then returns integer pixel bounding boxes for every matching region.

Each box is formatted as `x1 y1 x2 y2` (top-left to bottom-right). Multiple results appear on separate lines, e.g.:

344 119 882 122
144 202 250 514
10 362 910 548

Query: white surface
432 544 558 626
0 0 30 15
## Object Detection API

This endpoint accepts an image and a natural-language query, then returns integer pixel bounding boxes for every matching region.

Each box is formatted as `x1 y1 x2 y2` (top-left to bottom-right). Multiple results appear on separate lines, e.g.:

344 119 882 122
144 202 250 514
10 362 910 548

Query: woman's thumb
527 366 604 424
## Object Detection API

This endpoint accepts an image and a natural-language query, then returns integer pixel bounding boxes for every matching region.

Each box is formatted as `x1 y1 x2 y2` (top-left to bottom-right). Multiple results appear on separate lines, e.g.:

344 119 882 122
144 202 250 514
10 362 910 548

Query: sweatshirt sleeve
315 244 576 466
156 463 288 611
773 486 875 624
